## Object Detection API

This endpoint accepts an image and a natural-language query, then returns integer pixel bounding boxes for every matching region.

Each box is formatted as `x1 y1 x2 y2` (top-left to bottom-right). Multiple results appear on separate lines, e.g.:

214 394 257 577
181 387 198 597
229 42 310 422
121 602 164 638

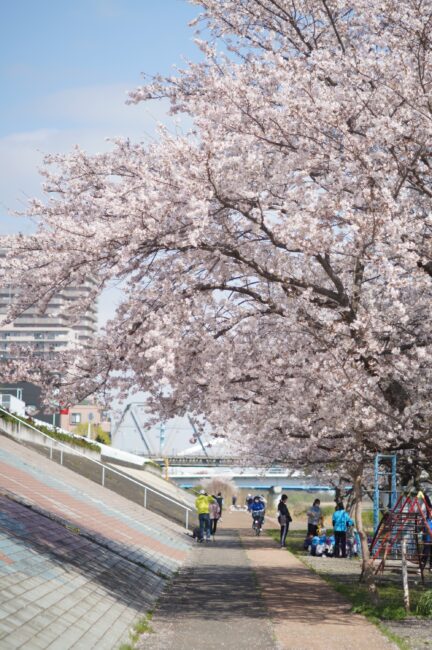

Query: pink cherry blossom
2 2 432 579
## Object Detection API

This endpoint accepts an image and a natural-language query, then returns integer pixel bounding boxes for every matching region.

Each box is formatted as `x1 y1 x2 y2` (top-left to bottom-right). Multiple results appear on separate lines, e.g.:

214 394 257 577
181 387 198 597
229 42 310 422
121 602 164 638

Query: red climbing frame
369 495 432 580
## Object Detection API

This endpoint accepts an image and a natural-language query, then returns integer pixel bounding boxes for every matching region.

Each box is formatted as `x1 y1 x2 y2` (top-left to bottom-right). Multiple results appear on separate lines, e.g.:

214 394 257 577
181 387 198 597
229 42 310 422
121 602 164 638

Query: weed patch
416 590 432 617
126 611 154 647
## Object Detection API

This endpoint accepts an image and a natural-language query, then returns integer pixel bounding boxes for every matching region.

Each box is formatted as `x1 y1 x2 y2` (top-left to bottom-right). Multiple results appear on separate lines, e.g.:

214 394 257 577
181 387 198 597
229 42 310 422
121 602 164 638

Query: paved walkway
137 523 276 650
139 512 397 650
240 524 396 649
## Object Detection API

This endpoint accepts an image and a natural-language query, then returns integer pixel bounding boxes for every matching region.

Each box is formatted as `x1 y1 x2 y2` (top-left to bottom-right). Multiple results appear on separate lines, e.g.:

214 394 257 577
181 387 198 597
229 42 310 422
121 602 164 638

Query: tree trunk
353 468 379 604
401 538 410 612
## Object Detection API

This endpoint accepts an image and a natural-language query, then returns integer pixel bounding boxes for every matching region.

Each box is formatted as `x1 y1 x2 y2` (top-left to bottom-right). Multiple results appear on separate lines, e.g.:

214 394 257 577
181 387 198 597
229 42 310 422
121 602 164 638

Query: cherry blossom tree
2 0 432 580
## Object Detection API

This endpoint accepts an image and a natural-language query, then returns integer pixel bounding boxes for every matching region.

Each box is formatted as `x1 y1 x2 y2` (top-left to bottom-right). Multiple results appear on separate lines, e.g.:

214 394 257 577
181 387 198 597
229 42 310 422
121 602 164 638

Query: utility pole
87 412 94 439
187 416 209 457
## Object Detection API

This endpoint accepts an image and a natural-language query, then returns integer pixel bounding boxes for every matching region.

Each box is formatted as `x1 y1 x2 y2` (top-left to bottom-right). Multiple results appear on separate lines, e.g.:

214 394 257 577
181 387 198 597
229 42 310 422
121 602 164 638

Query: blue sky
0 0 200 232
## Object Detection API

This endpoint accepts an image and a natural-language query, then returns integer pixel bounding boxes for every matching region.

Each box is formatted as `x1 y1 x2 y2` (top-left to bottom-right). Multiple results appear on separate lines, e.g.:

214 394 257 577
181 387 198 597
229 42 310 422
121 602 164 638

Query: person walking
277 494 292 548
306 498 323 536
232 494 238 508
215 492 224 518
195 490 215 542
332 503 354 558
209 497 221 538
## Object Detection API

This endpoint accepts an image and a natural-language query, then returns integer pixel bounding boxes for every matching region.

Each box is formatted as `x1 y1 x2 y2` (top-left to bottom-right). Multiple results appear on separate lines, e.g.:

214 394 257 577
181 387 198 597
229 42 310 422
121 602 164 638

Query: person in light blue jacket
332 503 354 558
422 517 432 570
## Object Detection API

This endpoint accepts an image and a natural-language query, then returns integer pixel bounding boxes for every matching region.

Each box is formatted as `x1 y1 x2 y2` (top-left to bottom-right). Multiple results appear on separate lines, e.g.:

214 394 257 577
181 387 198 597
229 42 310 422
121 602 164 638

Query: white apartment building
0 248 97 360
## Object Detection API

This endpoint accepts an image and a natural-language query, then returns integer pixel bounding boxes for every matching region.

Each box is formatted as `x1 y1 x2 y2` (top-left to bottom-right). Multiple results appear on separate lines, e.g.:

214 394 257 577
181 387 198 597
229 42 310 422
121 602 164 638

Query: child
325 533 335 557
304 533 314 553
209 497 221 538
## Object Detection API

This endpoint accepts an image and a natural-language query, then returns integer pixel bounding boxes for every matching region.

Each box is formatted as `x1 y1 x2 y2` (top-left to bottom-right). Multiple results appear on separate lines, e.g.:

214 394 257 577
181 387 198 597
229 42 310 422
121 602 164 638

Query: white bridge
111 403 333 491
165 462 333 491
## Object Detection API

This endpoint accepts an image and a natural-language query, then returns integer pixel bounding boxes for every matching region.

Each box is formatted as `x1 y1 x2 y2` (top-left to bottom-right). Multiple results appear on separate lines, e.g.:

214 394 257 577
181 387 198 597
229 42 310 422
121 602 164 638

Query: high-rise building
0 245 100 427
0 248 97 360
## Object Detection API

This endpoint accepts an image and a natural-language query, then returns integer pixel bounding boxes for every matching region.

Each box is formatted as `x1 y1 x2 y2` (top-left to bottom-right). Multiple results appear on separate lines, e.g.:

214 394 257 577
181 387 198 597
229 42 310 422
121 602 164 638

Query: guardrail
0 406 194 529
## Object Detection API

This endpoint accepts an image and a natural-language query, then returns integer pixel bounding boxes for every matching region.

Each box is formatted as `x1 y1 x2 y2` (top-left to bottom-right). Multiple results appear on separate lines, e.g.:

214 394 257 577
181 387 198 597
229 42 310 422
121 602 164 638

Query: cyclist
250 495 265 530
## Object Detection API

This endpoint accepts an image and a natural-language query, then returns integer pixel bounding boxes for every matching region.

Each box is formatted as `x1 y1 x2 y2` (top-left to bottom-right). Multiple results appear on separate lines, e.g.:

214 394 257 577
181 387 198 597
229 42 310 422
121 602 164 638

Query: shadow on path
140 525 277 650
156 527 268 620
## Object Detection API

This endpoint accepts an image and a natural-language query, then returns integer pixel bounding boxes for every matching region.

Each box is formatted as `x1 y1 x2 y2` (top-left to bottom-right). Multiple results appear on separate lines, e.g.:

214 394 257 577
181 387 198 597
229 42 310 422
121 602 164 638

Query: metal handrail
0 405 193 529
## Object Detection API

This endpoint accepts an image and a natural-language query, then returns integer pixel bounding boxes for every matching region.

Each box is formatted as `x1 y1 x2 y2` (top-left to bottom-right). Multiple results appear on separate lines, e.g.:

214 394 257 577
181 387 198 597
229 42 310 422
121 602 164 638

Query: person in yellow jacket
195 490 215 542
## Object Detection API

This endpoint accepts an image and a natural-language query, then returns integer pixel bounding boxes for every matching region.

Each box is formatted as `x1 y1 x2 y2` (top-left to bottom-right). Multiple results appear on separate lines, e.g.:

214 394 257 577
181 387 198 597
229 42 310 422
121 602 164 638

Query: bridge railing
0 406 194 529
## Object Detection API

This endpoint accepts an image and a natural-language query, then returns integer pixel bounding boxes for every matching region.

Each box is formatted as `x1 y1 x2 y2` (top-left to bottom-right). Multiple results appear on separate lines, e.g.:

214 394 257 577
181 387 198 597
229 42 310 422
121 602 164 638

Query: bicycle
252 514 264 536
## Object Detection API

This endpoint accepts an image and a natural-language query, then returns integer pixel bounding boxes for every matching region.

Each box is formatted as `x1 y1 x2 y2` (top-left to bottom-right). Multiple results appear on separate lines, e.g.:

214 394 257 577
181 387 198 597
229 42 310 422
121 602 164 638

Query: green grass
283 491 333 516
128 611 154 645
268 528 304 555
331 580 417 621
117 610 155 648
320 504 335 519
375 625 411 650
362 509 375 529
287 494 374 530
416 590 432 616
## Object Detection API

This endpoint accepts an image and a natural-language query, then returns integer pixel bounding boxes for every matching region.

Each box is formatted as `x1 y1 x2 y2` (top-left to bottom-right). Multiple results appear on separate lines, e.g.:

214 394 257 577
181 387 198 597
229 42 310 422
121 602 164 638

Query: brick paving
0 434 193 649
0 435 191 576
0 494 164 649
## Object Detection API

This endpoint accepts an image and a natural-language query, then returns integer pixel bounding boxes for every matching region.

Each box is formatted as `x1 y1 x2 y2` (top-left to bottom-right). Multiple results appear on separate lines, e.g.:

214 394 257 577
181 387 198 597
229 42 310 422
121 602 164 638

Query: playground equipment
373 453 398 532
369 494 432 582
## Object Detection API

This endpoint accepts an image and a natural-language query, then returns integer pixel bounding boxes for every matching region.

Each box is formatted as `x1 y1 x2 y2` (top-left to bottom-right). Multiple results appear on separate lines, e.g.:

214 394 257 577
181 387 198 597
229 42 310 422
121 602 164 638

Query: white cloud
0 83 188 230
3 128 60 144
34 83 173 132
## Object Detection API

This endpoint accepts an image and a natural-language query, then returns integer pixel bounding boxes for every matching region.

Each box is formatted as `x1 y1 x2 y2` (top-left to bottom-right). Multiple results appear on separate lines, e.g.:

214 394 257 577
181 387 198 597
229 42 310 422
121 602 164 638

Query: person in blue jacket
422 516 432 570
250 495 265 528
332 503 354 558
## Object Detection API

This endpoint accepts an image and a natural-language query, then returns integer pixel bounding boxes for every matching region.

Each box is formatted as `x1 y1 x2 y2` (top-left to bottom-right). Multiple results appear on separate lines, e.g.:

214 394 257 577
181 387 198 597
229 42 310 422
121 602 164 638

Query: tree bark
353 468 379 603
401 538 410 612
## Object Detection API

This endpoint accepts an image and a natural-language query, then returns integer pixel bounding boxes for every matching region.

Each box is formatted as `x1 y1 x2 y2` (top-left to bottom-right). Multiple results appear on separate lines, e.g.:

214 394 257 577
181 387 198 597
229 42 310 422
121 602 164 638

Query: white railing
0 406 193 529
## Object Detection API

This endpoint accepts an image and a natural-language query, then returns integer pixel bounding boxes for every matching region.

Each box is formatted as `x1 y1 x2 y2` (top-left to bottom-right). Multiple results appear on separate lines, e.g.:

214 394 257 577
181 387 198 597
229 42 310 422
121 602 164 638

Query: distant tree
202 477 236 502
73 422 111 445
